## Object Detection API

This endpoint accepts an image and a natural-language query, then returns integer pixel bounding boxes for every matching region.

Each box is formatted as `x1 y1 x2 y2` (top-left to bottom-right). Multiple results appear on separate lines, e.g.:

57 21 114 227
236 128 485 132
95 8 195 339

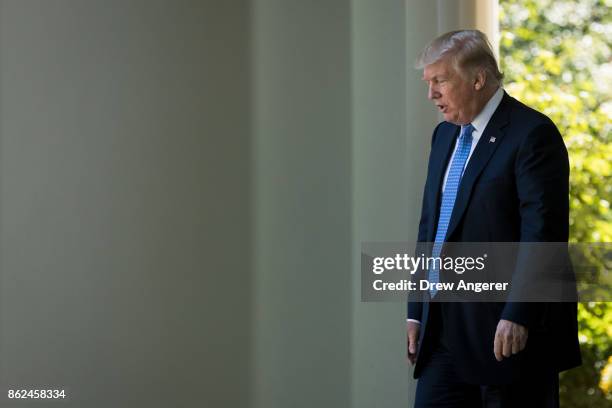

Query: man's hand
406 321 420 365
493 319 528 361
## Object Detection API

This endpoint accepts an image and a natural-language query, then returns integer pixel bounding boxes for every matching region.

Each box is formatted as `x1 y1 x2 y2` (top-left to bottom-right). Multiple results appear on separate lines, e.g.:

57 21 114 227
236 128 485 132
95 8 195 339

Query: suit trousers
413 303 559 408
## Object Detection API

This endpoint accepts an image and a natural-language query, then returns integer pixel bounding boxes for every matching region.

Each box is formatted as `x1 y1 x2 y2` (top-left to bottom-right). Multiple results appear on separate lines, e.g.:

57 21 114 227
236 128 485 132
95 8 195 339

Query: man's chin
442 112 454 122
443 115 459 124
443 114 467 126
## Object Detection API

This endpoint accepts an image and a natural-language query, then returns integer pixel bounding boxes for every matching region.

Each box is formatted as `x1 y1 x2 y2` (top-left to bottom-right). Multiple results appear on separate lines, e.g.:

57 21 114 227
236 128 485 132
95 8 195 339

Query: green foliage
500 0 611 406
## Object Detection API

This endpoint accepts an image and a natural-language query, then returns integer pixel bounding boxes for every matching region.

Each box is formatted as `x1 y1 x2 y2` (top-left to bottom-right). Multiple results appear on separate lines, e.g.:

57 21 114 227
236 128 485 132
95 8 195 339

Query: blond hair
416 30 503 86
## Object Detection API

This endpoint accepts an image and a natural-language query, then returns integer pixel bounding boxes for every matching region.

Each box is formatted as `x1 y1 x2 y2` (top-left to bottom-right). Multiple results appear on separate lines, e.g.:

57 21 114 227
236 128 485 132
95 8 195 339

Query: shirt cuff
406 319 421 324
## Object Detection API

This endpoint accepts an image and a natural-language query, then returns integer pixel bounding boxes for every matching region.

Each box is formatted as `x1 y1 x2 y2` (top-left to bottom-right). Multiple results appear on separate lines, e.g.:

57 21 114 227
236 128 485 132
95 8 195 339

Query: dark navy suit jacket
408 91 581 384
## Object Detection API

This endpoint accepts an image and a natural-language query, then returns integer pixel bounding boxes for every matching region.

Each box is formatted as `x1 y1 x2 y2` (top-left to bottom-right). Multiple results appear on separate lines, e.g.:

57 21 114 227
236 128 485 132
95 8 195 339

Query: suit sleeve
501 122 569 327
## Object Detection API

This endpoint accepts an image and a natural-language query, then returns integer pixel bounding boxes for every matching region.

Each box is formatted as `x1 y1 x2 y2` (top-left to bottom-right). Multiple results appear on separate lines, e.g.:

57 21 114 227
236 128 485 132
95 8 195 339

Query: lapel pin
489 137 496 143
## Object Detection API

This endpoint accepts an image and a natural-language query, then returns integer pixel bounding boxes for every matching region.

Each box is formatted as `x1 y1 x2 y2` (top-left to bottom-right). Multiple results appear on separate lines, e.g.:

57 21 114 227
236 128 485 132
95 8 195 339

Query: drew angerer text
372 279 509 292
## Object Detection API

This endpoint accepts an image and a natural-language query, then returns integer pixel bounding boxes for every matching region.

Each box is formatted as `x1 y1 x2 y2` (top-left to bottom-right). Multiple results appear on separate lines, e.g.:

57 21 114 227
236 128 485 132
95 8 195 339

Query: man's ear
474 69 486 91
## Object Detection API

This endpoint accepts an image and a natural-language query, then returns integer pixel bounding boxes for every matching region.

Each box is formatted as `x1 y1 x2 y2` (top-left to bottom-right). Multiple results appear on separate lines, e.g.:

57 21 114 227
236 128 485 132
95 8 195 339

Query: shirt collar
470 87 504 134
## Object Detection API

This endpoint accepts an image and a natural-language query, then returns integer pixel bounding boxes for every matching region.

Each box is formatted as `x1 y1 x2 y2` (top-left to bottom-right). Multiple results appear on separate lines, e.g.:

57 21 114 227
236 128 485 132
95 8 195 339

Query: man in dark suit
406 30 581 407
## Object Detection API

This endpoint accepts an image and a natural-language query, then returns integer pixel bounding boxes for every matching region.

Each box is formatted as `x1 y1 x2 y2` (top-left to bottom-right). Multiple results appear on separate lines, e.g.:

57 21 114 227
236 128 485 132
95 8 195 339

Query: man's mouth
437 104 447 113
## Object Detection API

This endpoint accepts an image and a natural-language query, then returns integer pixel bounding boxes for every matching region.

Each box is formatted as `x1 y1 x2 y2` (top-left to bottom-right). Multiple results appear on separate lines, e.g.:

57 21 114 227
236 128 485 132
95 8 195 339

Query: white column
351 1 499 407
475 0 500 59
0 1 251 406
436 0 500 57
351 1 440 407
251 1 352 407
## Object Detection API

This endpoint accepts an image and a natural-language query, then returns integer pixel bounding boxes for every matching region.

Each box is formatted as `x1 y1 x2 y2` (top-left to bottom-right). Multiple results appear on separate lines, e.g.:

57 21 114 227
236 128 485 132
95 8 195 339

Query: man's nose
428 85 439 100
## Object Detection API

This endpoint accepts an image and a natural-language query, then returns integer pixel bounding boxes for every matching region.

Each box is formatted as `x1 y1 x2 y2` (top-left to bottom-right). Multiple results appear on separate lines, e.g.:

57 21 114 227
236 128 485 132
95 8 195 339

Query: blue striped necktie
429 124 474 297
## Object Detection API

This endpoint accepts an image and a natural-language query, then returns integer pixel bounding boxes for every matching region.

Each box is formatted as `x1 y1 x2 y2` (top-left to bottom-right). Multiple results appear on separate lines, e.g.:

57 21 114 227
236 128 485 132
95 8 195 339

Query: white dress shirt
441 87 504 193
407 87 504 325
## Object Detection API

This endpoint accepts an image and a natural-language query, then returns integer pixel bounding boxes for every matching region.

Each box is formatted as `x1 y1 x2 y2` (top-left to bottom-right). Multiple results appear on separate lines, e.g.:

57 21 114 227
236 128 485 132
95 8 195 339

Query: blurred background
0 0 608 407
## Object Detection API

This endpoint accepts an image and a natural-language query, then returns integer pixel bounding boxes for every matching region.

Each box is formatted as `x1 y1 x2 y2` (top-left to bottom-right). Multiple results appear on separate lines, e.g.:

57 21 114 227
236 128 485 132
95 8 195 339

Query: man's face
422 57 479 125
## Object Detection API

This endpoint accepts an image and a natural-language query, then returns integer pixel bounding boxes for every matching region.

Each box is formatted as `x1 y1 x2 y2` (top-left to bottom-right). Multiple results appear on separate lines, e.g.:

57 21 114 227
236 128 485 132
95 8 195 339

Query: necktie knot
459 124 474 142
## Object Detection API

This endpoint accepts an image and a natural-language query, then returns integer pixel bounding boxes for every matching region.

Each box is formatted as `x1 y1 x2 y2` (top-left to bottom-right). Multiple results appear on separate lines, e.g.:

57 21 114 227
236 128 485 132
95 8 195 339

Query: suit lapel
444 93 511 241
426 125 459 241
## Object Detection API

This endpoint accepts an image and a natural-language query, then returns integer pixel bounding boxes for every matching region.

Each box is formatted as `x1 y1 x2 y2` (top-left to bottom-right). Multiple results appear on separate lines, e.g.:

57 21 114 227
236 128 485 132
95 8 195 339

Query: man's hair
415 30 503 86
